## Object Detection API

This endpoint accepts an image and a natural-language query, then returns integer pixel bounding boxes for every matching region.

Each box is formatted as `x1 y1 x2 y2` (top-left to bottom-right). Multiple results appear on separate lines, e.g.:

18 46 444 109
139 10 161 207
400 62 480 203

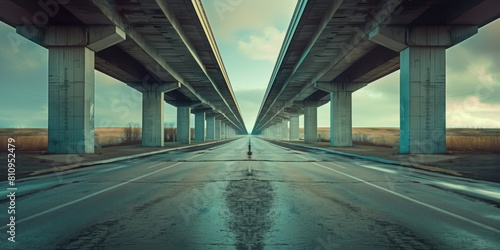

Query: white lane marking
147 161 172 169
147 153 201 169
327 162 346 169
435 181 500 200
357 164 397 174
1 162 183 229
312 162 500 234
185 154 202 161
296 154 313 161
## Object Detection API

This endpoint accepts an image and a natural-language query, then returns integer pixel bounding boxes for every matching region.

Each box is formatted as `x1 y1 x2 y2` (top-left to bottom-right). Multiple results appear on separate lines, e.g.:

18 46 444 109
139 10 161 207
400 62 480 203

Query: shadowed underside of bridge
252 0 500 154
0 0 247 153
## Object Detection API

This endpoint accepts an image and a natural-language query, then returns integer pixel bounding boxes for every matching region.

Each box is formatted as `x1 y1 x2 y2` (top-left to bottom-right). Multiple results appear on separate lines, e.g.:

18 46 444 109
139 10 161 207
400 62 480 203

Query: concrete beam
144 82 181 93
314 81 367 93
369 25 478 52
84 1 245 133
17 25 126 52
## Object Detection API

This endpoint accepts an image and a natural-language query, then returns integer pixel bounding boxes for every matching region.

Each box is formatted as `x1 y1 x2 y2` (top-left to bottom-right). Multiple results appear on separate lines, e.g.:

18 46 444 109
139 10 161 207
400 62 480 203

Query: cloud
202 0 297 42
457 19 500 69
447 57 500 104
238 26 285 61
0 22 46 72
448 96 500 128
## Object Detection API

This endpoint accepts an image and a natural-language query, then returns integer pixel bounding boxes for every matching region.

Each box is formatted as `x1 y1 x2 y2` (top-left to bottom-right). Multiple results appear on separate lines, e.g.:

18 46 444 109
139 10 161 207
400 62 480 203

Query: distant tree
122 123 141 144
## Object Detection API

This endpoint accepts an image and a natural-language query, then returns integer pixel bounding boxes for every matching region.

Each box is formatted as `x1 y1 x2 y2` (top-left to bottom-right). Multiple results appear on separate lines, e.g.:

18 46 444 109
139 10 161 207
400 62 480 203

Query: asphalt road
1 137 499 249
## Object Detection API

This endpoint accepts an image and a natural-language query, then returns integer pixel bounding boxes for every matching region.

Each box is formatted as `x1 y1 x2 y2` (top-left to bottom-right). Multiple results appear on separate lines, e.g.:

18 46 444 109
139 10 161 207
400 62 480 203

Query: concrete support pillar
330 92 352 147
370 25 477 154
304 101 318 144
25 26 126 154
47 47 96 153
274 124 280 140
400 47 446 153
206 115 215 141
221 122 226 140
282 120 289 140
142 91 164 147
289 115 300 141
214 119 221 140
194 112 205 142
177 105 191 144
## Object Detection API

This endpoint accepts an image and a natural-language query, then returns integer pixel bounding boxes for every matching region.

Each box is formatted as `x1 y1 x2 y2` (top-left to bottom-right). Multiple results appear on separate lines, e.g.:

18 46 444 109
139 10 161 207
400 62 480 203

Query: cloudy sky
0 0 499 131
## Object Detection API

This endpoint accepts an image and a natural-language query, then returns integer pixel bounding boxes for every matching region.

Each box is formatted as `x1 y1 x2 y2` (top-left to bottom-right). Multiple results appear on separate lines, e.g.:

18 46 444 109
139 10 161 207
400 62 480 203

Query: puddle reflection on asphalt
225 166 274 250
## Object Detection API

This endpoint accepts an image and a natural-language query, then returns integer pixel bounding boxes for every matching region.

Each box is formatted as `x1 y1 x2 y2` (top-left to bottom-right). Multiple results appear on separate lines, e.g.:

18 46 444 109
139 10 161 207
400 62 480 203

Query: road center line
185 154 202 160
312 162 500 234
296 154 313 161
1 161 183 229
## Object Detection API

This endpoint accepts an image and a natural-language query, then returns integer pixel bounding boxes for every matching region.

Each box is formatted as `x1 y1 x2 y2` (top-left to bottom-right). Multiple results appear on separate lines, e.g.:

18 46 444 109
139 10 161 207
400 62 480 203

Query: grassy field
1 127 499 152
0 127 188 151
303 127 500 152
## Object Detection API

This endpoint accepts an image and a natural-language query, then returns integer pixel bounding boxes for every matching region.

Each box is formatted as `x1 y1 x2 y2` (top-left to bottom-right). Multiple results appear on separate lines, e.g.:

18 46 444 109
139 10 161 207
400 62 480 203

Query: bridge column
17 26 125 153
330 91 352 147
142 91 164 147
214 119 221 140
194 111 205 142
142 83 180 147
226 125 232 138
304 101 318 144
369 25 477 154
281 119 289 140
221 122 226 139
274 124 281 140
289 114 300 141
206 115 215 141
177 105 191 144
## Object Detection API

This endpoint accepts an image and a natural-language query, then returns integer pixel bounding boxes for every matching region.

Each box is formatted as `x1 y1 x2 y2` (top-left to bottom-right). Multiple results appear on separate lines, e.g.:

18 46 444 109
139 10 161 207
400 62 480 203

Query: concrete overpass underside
0 0 246 153
252 0 500 154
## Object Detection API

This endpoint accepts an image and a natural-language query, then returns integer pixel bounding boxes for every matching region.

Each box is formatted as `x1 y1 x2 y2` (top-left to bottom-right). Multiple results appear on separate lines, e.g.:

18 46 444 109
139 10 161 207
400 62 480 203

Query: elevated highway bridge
0 0 247 153
252 0 500 154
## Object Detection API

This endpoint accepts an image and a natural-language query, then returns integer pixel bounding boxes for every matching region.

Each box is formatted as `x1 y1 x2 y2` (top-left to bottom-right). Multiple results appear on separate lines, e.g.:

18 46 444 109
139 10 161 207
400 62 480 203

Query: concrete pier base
177 106 191 144
142 91 165 147
304 101 318 144
194 112 205 142
289 115 299 141
330 92 352 147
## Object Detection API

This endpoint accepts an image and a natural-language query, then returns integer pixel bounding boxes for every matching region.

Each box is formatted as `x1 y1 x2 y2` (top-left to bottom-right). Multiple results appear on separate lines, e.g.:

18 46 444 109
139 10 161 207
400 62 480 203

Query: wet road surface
1 136 499 249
